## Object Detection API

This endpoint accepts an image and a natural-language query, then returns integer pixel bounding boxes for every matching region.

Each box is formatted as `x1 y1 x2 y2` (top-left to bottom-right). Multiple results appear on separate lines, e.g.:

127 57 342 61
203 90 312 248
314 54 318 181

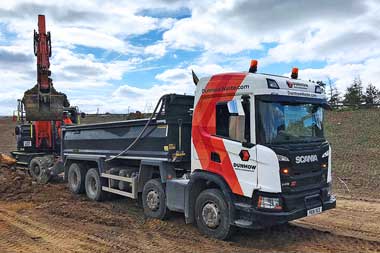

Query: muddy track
0 199 380 253
0 207 126 252
0 170 380 252
295 197 380 243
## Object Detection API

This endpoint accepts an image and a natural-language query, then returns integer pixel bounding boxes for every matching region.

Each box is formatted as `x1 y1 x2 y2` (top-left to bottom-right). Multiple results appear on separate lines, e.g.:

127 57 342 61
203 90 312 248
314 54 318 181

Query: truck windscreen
256 100 325 144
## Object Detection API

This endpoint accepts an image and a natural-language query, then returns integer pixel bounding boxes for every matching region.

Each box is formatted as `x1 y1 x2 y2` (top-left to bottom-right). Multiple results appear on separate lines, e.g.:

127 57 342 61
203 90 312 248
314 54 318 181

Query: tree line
322 77 380 107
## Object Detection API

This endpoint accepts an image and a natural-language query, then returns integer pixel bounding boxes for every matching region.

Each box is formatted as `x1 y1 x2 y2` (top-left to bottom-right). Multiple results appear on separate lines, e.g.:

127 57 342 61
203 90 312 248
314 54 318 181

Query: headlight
258 196 282 210
322 150 329 158
277 154 290 162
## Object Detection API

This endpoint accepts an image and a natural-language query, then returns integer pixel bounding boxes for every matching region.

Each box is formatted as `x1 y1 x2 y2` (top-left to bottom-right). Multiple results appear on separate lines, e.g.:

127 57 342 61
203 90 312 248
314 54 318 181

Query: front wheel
195 188 233 240
142 179 170 220
29 156 52 184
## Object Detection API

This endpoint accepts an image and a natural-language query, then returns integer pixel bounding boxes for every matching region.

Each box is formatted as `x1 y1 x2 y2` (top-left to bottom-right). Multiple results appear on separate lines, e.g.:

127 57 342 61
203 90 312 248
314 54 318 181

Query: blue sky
0 0 379 115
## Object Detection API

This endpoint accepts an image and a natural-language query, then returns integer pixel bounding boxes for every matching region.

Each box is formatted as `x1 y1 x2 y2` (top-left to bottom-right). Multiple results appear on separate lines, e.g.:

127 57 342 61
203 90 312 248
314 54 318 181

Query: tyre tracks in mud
0 206 136 253
294 197 380 243
0 199 380 253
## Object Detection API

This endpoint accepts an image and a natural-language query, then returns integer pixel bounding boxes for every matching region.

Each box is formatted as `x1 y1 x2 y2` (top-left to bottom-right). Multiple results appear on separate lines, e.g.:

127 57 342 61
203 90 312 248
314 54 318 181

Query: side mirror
322 103 332 111
81 112 86 119
227 99 245 115
15 127 20 135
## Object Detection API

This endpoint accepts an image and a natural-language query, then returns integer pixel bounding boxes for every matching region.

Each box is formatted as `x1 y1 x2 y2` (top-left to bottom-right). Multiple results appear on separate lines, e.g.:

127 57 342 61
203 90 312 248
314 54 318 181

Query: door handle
211 152 221 163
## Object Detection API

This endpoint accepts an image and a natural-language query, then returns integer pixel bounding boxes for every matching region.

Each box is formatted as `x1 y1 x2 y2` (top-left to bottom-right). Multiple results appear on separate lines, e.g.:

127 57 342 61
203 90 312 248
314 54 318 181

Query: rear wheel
142 179 170 220
68 163 86 194
85 168 106 201
195 189 233 240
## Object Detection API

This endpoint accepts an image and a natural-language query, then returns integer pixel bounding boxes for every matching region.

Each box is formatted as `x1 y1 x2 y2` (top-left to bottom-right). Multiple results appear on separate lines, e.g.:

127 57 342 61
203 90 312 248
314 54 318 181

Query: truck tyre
195 188 233 240
85 168 106 201
29 156 52 184
142 179 170 220
68 163 86 194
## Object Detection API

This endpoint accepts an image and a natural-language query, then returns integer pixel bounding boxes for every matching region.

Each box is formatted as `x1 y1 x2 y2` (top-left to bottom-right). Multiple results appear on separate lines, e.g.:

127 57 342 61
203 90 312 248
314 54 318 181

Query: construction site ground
0 110 379 253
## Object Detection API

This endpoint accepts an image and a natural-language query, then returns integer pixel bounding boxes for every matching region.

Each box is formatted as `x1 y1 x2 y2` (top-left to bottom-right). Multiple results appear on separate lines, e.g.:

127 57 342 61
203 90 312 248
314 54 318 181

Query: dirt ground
0 169 379 253
0 111 380 253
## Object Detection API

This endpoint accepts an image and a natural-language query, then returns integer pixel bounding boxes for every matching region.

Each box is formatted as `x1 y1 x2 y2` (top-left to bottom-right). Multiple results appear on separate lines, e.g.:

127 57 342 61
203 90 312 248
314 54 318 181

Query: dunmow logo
295 155 318 164
233 162 256 171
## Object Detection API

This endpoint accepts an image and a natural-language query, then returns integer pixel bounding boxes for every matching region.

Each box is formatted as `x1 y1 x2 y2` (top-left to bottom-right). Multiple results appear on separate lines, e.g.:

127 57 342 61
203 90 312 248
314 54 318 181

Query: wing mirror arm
242 142 255 148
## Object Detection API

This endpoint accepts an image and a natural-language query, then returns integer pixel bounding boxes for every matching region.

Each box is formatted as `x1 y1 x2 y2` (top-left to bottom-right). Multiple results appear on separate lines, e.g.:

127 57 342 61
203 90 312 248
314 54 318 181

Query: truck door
217 95 258 197
192 95 258 197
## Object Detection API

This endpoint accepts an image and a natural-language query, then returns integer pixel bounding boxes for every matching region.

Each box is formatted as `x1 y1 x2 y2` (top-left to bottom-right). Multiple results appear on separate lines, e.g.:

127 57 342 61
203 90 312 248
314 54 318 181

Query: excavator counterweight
23 15 68 121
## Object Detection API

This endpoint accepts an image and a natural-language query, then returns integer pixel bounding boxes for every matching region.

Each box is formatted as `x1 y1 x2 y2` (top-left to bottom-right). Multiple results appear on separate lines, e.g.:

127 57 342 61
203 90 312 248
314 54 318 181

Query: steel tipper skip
61 61 336 240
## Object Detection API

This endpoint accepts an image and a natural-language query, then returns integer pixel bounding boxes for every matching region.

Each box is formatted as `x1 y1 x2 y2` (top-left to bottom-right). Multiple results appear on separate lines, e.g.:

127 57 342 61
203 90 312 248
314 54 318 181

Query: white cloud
298 57 380 91
161 0 371 56
0 0 191 115
0 0 380 114
0 1 180 54
144 42 167 57
51 47 143 84
96 63 229 114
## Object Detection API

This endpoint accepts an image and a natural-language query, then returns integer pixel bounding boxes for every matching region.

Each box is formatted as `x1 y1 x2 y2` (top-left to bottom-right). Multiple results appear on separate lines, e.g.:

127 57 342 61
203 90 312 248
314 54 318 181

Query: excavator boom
23 15 68 121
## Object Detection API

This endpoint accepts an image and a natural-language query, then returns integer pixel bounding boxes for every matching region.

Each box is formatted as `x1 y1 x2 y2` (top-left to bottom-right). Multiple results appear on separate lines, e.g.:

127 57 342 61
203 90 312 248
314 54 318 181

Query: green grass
325 109 380 199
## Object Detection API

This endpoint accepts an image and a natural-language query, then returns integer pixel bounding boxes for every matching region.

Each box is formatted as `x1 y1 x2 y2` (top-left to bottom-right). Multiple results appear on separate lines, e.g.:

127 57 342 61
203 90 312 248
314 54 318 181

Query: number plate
307 206 322 216
23 141 32 147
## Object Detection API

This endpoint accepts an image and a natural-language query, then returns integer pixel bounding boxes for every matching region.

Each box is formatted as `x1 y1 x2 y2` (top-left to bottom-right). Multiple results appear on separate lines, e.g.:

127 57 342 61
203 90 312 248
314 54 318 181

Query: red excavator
12 15 83 183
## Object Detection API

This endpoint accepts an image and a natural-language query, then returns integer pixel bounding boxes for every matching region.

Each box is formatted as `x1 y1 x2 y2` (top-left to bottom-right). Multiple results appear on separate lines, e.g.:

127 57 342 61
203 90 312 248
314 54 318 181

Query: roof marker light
291 67 298 79
315 85 323 94
267 79 279 89
249 60 258 73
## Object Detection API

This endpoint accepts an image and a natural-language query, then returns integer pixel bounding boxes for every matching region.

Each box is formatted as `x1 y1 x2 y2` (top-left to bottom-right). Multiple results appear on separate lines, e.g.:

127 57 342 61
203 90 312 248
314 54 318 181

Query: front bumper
233 192 336 229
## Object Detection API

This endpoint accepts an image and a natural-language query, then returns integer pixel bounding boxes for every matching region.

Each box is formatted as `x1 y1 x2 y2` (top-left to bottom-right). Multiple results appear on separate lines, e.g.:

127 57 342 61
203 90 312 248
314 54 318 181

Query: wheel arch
184 170 235 224
137 160 175 193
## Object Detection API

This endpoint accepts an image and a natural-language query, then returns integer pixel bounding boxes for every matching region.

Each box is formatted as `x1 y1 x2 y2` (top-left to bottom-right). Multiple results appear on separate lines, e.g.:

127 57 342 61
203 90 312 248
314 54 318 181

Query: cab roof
196 71 327 100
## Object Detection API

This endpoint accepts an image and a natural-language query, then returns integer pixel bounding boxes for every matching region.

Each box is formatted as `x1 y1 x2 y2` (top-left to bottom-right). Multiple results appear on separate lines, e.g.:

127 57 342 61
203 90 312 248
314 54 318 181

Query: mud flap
50 161 64 177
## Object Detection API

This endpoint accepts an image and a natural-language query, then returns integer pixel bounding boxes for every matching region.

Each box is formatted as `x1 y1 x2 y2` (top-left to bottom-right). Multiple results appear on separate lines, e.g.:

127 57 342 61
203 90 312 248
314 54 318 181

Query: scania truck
61 61 336 239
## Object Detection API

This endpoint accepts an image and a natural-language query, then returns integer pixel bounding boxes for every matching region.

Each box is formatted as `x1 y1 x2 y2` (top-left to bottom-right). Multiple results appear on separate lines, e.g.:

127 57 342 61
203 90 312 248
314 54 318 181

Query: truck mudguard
138 160 176 192
184 170 235 224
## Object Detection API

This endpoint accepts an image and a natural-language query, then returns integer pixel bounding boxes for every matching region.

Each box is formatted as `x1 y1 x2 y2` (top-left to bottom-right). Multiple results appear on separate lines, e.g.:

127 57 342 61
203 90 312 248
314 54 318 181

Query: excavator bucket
23 92 66 121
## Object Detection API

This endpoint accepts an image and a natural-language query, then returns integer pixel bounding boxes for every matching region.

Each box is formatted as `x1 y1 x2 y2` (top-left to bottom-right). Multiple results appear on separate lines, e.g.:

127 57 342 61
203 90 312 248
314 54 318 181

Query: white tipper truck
62 60 336 239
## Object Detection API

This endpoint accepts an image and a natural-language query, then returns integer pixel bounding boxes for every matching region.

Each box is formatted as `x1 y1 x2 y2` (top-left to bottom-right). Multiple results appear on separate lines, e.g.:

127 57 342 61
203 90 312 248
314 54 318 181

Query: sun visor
256 95 331 110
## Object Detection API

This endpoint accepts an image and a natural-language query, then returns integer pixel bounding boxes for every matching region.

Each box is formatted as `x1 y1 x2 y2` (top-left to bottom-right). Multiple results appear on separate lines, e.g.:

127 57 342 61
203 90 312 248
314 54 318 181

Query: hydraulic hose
105 95 166 162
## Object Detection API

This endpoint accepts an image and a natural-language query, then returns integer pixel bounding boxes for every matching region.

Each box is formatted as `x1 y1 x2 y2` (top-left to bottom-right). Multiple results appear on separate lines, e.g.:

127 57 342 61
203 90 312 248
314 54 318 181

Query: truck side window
216 102 230 138
216 97 250 143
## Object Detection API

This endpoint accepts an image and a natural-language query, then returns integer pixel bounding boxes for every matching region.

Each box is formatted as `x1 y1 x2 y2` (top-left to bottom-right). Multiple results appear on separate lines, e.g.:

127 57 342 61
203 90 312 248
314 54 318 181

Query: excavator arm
23 15 68 121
